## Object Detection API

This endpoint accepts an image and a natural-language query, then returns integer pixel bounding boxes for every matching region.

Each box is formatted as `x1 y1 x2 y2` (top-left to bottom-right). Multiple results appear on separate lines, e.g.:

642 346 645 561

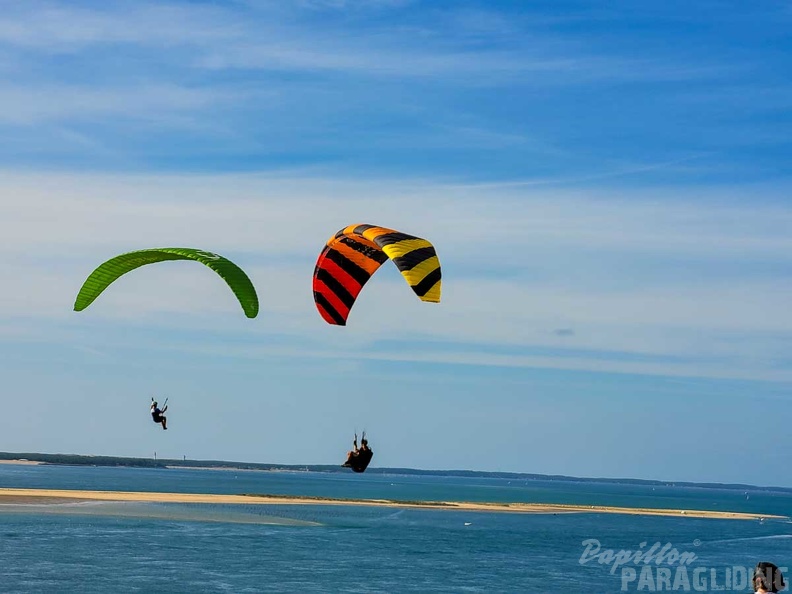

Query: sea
1 464 791 593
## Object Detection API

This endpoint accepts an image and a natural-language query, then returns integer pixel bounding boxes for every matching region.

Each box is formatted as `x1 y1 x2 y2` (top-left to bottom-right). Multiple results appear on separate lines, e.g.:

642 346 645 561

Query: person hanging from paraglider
343 432 359 465
342 431 373 473
150 397 168 430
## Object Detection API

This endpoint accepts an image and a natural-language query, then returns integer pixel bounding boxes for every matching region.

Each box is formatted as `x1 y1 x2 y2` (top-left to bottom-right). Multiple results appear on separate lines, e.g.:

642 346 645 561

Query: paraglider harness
151 397 168 423
343 431 373 473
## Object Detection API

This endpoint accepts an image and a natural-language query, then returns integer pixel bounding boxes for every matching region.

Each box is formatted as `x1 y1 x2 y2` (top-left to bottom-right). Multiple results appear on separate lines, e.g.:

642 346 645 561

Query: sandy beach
0 488 781 520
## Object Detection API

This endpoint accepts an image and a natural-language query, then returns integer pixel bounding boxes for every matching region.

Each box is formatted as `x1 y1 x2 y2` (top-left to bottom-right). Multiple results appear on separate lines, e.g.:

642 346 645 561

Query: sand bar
0 488 783 520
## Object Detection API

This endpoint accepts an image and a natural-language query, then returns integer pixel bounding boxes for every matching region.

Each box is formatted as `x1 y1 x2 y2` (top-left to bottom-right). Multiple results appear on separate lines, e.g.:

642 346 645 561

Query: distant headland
1 451 790 494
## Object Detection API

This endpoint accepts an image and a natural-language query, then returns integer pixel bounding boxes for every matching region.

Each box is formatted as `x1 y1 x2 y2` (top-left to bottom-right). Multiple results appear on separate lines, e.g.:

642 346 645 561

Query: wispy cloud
0 84 247 125
0 2 735 85
0 2 239 50
2 171 790 385
0 0 785 184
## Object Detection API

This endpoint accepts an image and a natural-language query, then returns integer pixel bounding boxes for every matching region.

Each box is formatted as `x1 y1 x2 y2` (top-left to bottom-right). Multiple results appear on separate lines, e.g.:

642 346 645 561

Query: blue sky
1 0 790 486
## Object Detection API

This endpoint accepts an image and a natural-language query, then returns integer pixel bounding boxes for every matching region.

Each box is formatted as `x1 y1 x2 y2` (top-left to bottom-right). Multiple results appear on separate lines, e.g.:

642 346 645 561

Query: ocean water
1 465 791 593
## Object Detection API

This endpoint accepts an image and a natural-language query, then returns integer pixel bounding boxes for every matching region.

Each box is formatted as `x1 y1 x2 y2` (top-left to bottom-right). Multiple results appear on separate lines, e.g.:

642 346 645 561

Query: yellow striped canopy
312 224 442 325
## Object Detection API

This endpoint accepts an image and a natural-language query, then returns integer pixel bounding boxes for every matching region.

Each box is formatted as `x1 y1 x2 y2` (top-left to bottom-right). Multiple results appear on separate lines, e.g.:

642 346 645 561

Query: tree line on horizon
0 451 785 493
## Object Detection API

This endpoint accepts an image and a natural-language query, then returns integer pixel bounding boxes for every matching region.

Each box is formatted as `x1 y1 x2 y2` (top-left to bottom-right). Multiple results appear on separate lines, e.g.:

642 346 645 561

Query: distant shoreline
0 488 783 521
163 465 307 473
3 451 792 494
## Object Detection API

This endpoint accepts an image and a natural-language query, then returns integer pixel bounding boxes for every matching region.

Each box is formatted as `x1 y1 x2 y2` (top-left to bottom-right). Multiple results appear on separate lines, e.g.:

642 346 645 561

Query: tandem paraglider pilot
342 432 373 473
151 399 168 430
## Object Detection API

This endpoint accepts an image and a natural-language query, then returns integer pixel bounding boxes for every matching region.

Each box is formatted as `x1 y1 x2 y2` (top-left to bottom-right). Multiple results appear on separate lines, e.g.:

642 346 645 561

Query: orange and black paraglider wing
312 226 389 325
312 224 442 325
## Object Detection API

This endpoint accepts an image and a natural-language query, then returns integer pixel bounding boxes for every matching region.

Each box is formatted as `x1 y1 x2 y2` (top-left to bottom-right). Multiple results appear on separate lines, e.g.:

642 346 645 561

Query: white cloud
0 1 727 84
0 84 253 126
0 2 239 50
1 171 790 383
3 172 791 258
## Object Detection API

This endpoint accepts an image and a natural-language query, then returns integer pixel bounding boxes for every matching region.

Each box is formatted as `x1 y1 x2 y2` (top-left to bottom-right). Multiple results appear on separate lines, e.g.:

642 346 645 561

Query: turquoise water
1 465 791 592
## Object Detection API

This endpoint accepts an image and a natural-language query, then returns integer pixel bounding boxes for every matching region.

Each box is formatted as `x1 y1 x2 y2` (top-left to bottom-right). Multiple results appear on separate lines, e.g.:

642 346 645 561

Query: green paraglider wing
73 247 259 318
